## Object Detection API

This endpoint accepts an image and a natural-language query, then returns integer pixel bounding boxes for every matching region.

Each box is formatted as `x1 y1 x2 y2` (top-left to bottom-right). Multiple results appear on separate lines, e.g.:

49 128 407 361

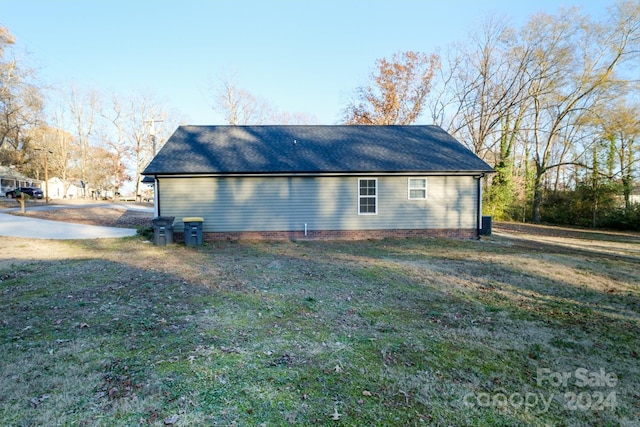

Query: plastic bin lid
152 216 175 223
183 217 204 223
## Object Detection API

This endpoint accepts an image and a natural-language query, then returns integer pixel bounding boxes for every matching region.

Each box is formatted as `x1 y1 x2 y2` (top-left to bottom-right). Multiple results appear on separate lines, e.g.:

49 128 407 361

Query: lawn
0 227 638 426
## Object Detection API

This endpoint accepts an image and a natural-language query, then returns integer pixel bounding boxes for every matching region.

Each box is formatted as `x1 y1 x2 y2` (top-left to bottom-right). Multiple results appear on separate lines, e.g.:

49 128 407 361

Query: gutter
145 171 495 179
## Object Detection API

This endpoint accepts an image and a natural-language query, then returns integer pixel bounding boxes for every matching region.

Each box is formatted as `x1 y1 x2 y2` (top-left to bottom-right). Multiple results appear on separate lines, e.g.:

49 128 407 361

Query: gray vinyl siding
158 175 478 233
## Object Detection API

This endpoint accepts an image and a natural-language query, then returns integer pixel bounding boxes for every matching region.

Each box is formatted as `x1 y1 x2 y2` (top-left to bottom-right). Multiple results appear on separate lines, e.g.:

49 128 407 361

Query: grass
0 231 638 426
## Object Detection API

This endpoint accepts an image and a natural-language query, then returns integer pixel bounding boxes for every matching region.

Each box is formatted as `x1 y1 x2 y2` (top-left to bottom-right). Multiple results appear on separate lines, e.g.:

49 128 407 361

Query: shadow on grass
494 222 640 263
0 234 638 426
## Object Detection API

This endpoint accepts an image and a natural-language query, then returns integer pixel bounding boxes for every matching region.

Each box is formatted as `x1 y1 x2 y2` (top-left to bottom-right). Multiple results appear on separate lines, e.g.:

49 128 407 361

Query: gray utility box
183 217 204 247
152 216 175 245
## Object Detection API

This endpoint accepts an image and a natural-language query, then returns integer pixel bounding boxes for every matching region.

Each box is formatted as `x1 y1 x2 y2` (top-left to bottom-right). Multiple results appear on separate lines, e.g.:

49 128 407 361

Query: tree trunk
532 174 544 224
622 175 632 211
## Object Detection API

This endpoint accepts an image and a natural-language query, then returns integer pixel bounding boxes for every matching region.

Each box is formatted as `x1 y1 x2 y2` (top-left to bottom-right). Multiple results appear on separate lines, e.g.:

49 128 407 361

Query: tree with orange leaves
342 51 440 125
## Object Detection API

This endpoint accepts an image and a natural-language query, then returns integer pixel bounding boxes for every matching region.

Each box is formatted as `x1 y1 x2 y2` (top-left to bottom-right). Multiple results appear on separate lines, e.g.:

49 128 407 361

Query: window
358 178 377 215
408 178 427 200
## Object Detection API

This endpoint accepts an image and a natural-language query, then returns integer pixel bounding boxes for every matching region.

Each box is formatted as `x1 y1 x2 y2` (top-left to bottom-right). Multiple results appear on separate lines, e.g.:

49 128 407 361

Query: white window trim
408 177 427 200
358 178 378 215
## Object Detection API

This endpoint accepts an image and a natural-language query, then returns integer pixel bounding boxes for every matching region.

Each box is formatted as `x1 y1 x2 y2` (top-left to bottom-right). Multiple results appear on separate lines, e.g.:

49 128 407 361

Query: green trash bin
152 216 175 246
183 217 204 246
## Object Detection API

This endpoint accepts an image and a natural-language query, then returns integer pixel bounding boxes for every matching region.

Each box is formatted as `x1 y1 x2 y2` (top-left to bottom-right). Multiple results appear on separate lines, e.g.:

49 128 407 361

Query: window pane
360 180 376 196
409 178 426 189
360 197 376 213
410 189 426 199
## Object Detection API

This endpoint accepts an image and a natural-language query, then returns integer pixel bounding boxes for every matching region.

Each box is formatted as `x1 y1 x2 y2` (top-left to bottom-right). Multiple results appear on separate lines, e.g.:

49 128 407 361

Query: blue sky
2 0 612 125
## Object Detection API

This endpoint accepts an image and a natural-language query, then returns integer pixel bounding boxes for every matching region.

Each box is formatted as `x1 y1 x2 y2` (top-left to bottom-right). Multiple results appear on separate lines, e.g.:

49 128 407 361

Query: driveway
0 202 150 239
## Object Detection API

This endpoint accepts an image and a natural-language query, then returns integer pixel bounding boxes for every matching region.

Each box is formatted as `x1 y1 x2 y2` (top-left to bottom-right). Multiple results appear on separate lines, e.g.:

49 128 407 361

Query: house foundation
176 228 479 242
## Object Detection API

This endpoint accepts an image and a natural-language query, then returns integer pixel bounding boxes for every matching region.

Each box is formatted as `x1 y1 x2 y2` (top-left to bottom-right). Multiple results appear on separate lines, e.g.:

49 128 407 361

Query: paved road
0 202 151 240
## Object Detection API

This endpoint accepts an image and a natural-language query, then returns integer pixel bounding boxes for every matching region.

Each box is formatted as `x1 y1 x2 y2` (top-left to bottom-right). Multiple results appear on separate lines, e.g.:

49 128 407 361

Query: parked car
5 187 44 199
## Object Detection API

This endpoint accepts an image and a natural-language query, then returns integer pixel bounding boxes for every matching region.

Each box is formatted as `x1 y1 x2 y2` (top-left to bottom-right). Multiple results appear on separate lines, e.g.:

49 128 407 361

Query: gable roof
0 165 37 181
143 125 494 176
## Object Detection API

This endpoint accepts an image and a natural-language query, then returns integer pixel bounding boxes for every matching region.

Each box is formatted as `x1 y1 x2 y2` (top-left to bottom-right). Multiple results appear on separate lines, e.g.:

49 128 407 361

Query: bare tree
426 49 465 131
124 92 169 200
209 72 316 125
100 96 132 196
524 2 640 222
428 17 538 218
273 111 318 125
68 87 100 196
0 25 43 153
212 73 273 125
444 17 533 159
427 1 639 223
49 102 74 185
592 101 640 209
50 128 74 195
342 51 440 125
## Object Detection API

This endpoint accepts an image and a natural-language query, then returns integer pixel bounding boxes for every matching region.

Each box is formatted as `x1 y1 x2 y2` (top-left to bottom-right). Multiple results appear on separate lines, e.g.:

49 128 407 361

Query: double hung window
408 178 427 200
358 179 377 215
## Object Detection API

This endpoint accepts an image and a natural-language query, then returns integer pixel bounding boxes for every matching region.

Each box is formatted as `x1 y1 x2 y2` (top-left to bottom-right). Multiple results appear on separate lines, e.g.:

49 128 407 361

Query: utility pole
43 150 49 203
141 118 163 203
143 118 164 156
35 138 52 204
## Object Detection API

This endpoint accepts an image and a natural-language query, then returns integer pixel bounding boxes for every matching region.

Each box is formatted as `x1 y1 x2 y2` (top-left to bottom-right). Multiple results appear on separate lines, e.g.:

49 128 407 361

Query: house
45 177 65 199
0 166 41 197
142 125 494 240
630 186 640 205
43 177 88 199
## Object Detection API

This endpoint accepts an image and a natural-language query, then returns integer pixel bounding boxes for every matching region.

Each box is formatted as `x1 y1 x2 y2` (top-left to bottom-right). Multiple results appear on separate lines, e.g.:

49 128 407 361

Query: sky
2 0 614 126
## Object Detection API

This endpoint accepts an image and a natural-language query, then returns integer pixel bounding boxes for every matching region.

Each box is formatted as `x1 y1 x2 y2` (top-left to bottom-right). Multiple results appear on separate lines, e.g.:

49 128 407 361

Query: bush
136 226 154 241
536 187 639 231
597 205 640 231
540 191 586 226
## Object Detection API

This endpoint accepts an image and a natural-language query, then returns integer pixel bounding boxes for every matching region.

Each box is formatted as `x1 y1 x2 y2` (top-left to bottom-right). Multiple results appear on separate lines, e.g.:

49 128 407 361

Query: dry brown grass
0 213 638 426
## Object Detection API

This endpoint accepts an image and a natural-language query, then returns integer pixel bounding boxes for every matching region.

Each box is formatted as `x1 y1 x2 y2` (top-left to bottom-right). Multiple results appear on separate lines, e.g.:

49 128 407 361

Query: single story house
44 177 66 199
142 125 494 240
0 166 41 197
43 177 89 199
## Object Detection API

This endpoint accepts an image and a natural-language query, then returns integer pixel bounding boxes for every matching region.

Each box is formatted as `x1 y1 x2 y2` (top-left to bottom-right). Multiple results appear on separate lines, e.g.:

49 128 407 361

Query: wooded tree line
1 1 639 229
341 1 640 230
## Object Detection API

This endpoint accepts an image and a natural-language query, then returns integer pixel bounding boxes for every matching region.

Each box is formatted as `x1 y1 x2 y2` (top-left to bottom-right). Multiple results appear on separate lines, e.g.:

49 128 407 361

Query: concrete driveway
0 202 148 239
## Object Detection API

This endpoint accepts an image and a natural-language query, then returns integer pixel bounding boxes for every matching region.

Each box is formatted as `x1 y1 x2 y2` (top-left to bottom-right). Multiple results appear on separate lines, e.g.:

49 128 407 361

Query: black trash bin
152 216 175 245
480 215 492 236
183 217 204 246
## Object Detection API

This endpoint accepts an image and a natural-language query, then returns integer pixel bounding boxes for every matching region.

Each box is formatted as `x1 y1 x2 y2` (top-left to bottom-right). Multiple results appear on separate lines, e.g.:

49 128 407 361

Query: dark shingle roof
143 125 494 175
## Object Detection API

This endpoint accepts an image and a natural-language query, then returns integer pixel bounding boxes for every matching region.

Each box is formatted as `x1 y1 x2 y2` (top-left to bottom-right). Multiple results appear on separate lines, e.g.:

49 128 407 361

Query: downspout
476 174 484 238
154 177 160 217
